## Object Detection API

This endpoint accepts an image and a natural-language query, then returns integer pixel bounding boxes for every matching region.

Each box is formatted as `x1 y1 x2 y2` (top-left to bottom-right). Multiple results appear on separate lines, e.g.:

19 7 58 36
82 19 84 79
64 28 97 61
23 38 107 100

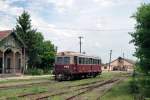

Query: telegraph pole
108 50 112 71
78 36 83 53
123 52 125 70
123 52 125 59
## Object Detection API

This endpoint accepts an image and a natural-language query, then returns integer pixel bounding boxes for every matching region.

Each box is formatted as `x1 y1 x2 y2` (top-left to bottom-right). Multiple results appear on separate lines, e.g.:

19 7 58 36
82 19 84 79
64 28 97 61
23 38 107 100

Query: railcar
53 51 102 81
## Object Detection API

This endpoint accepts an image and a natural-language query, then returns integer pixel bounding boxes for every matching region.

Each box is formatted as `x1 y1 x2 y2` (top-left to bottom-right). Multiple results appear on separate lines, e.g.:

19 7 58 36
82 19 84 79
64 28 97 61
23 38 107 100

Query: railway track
65 79 120 100
18 73 127 100
35 77 126 100
0 80 55 90
32 78 124 100
17 79 105 98
0 73 129 100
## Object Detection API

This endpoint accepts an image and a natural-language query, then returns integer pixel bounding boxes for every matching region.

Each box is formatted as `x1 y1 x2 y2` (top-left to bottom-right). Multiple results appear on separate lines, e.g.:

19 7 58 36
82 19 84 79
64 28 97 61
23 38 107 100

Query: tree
15 11 44 68
38 41 56 71
130 4 150 74
15 11 56 71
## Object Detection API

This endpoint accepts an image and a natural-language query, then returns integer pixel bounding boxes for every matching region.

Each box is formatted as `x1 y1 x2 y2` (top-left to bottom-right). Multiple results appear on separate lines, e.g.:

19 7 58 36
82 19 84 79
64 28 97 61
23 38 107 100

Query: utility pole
78 36 83 53
122 52 125 70
123 52 124 59
108 50 112 71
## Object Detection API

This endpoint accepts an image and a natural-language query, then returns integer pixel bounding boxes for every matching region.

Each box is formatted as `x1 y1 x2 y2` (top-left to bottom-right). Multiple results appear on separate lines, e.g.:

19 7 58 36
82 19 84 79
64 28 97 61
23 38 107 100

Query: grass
0 72 131 100
101 78 134 100
0 75 52 84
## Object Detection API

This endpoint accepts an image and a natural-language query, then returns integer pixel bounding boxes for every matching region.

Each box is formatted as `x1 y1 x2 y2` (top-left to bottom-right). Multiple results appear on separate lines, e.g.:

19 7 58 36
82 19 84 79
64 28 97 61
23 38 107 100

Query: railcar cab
54 55 76 80
54 51 102 81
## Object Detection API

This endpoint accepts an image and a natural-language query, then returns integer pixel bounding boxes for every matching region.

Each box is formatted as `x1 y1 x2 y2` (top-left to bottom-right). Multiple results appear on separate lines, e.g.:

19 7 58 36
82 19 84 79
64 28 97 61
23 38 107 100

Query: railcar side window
79 57 81 64
96 59 98 64
94 59 96 64
85 58 88 64
57 57 63 64
99 59 101 64
64 57 70 64
81 58 84 64
88 58 90 64
83 58 85 64
74 56 78 64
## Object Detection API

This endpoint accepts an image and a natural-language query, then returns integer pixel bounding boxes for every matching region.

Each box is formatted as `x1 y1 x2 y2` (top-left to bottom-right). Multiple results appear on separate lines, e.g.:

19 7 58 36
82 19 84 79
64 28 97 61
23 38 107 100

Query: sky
0 0 149 63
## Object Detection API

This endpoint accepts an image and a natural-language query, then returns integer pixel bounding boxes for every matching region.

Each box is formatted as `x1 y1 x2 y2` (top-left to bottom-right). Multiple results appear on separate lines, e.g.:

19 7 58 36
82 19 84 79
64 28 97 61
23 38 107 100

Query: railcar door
73 56 78 73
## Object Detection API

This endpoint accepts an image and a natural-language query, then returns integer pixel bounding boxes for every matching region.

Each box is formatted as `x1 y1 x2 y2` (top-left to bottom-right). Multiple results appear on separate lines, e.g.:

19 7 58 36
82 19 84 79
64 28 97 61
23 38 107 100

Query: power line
39 26 134 32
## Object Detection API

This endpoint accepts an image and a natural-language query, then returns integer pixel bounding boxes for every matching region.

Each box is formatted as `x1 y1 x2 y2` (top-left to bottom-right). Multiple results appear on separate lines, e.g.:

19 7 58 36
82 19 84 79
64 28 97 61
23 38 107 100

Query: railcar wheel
66 75 72 80
92 73 97 78
56 74 64 81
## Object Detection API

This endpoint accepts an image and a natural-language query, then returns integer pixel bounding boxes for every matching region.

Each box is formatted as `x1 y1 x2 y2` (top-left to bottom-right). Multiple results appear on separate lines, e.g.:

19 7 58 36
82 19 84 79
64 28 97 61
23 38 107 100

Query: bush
129 79 139 94
139 77 150 98
25 68 44 75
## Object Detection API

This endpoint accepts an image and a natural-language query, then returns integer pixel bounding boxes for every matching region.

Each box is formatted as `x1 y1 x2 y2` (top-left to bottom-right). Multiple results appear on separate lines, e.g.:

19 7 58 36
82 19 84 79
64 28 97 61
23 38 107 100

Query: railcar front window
57 57 63 64
64 57 70 64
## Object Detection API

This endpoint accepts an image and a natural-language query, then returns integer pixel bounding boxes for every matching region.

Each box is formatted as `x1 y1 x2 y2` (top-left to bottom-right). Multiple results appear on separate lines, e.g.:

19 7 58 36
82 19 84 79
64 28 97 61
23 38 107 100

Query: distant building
102 57 135 72
0 30 27 75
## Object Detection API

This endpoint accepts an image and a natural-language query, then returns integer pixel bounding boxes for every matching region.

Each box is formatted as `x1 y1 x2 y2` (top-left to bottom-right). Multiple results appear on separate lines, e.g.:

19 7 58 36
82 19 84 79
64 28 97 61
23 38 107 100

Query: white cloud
0 0 23 16
0 0 146 62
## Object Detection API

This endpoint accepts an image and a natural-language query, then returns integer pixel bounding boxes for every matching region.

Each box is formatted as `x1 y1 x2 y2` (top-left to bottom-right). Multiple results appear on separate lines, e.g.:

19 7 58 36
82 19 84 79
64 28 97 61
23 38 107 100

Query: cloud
0 0 147 62
48 0 74 13
0 0 23 16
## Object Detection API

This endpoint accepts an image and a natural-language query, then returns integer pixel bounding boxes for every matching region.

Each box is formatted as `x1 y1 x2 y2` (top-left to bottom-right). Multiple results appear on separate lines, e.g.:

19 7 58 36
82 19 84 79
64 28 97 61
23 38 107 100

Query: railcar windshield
56 56 70 64
64 57 70 64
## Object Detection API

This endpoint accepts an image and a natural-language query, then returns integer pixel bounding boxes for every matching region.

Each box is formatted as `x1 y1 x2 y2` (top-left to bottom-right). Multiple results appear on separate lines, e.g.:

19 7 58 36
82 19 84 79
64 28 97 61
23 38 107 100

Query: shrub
129 79 139 94
25 68 44 75
139 77 150 98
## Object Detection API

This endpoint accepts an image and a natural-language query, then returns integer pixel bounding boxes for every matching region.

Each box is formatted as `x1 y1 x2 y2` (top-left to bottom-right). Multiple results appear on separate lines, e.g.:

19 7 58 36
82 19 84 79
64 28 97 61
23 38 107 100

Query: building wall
0 33 26 74
102 59 134 72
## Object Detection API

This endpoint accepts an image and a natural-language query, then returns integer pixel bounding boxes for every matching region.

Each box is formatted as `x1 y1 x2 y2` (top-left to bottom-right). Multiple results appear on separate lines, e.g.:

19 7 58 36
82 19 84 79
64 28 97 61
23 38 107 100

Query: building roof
0 30 26 48
108 57 136 65
0 30 12 40
124 58 136 64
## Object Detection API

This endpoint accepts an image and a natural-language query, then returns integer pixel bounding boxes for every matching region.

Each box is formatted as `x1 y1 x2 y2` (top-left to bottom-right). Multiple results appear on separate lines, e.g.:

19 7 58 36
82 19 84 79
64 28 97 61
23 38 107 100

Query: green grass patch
101 78 133 100
0 71 129 99
0 75 52 84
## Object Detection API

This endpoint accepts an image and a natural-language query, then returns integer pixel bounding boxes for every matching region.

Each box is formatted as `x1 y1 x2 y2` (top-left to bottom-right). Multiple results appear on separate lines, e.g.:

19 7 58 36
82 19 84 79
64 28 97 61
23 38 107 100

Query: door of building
7 58 11 73
0 58 2 73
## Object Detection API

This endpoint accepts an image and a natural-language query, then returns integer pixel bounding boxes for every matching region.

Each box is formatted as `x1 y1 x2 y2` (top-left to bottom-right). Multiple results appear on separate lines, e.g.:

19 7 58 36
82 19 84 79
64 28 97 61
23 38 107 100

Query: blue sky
0 0 149 63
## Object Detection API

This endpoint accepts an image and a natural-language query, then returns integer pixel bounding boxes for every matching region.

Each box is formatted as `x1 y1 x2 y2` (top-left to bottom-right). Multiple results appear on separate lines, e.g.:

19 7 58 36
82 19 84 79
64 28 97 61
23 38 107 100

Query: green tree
15 11 56 72
130 4 150 74
38 41 56 72
15 11 44 68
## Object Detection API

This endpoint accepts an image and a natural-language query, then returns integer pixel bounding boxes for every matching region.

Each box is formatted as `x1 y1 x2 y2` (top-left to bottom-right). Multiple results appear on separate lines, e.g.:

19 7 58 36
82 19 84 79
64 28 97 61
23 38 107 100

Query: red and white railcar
53 51 102 81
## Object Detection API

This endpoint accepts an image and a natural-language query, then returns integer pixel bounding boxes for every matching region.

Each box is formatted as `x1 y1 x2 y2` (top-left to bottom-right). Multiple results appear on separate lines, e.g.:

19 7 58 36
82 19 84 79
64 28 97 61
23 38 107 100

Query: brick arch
4 48 14 73
0 51 3 73
15 51 22 73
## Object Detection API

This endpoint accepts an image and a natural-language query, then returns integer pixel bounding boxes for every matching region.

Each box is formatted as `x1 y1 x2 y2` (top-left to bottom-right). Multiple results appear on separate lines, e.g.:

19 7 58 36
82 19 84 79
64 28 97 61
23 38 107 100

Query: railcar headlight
64 66 69 68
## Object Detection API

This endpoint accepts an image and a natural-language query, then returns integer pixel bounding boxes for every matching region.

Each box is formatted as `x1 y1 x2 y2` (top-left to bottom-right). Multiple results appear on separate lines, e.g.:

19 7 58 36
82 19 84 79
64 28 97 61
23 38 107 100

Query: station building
0 30 27 75
102 57 135 72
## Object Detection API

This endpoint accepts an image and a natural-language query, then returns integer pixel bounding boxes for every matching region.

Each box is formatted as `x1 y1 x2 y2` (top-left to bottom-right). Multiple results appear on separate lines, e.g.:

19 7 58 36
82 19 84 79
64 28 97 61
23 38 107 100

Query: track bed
0 72 130 100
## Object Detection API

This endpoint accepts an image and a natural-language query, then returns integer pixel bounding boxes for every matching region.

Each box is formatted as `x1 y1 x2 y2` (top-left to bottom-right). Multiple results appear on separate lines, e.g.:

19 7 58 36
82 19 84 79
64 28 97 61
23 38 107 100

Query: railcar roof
57 51 100 59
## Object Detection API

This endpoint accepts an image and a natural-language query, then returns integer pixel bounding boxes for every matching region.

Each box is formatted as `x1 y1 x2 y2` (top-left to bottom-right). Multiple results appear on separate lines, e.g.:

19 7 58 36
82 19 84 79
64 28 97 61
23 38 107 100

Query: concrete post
20 50 23 73
13 51 16 73
2 52 4 74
